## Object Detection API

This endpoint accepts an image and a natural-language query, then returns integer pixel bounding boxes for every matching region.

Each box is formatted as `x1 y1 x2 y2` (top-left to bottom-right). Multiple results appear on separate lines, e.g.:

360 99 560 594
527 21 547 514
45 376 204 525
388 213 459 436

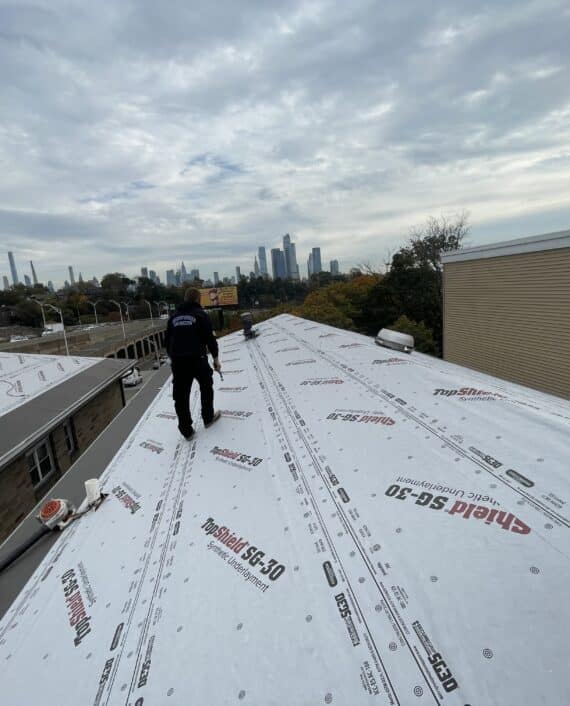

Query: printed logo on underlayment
384 481 531 535
372 357 408 365
301 378 344 386
275 347 300 353
210 446 263 468
202 516 286 589
61 568 92 646
219 386 248 392
434 387 505 401
156 412 176 419
111 485 142 514
139 440 164 454
338 343 364 349
327 409 395 425
220 410 254 419
286 359 316 367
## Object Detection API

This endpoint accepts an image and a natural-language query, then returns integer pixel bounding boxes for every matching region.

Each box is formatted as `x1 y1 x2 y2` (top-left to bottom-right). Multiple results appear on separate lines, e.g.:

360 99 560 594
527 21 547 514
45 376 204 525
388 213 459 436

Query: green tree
390 315 438 355
363 213 469 350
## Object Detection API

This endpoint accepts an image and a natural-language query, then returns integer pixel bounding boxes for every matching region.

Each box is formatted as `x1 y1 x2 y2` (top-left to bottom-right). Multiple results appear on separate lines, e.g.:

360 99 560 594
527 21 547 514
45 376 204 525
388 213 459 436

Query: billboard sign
199 286 238 308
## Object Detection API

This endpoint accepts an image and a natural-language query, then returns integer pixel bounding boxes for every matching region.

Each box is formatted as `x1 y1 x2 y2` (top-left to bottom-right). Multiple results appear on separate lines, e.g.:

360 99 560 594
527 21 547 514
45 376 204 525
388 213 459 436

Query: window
63 419 77 455
26 439 56 487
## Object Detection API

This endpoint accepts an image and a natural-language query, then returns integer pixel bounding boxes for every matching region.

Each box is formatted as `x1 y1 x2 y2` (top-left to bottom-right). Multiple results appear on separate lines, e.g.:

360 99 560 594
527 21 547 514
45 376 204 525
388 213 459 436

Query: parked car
152 359 160 370
122 368 143 387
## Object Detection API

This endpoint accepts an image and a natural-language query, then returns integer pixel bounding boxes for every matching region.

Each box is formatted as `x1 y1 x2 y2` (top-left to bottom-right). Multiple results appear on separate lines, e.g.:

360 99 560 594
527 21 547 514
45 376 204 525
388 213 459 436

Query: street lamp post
110 299 127 340
87 300 103 325
46 304 69 356
28 298 47 329
120 301 131 322
143 299 160 365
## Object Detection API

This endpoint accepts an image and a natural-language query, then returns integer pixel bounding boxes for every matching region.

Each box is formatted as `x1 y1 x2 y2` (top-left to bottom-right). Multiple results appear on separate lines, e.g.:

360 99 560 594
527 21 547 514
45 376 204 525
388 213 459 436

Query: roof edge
441 229 570 263
0 358 133 470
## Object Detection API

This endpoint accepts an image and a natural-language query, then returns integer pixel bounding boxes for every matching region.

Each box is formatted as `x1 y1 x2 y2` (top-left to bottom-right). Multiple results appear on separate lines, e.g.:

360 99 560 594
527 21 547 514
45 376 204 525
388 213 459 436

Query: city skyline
3 235 342 290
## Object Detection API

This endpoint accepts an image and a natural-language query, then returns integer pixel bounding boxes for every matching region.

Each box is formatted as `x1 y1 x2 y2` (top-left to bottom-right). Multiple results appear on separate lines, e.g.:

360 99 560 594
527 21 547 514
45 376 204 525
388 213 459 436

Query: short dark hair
184 287 201 303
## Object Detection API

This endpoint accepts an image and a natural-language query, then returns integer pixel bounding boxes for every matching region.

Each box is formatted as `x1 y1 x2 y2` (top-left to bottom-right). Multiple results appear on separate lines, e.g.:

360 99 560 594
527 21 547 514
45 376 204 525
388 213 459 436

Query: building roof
0 352 100 416
0 354 134 470
0 315 569 704
441 228 570 263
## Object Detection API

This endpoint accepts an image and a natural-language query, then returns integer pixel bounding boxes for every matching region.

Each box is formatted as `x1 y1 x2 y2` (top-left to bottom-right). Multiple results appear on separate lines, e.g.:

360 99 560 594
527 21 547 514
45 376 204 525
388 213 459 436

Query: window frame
26 438 56 488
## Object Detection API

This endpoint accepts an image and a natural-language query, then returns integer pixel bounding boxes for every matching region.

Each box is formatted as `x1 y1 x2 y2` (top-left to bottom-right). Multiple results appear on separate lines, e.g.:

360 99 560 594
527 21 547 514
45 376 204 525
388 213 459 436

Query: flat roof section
0 357 134 470
0 315 569 705
0 352 100 416
441 228 570 263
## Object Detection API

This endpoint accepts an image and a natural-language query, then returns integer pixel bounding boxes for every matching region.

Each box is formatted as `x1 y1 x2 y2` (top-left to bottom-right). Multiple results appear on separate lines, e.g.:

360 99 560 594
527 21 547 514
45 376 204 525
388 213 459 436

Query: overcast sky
1 0 569 286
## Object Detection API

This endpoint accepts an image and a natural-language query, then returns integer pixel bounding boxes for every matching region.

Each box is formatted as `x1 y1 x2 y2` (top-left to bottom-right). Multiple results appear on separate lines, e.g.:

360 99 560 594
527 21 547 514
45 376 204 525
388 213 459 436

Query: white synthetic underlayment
0 352 100 416
1 314 569 705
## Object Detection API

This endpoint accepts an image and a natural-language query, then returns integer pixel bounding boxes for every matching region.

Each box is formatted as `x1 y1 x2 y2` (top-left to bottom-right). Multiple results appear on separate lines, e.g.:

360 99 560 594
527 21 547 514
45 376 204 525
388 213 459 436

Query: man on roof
165 288 222 439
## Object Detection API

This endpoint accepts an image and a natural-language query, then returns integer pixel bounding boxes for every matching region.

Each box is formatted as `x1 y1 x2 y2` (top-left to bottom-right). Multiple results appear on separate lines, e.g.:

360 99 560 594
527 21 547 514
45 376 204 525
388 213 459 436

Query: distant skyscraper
180 262 188 282
79 272 84 283
30 261 38 285
271 248 287 280
307 253 313 278
330 259 340 275
283 234 299 280
24 274 32 287
166 269 176 286
213 272 220 285
311 247 322 274
149 270 158 283
141 267 148 278
64 280 70 289
235 266 241 281
92 277 100 287
68 266 75 285
190 269 200 281
8 252 18 285
258 247 268 278
47 280 55 292
3 275 9 290
253 257 259 277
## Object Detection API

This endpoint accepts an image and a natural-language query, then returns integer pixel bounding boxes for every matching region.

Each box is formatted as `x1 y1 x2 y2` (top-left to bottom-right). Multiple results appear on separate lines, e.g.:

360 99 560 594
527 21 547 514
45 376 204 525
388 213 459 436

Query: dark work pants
171 357 214 434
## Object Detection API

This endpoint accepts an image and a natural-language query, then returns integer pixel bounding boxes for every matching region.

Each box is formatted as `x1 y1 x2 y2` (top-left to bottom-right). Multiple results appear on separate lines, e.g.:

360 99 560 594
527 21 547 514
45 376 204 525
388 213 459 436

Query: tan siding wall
443 247 570 399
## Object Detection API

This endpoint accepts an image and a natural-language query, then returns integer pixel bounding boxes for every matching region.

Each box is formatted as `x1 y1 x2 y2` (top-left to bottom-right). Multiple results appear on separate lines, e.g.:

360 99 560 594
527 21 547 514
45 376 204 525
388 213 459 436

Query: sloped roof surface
0 352 100 416
0 314 569 705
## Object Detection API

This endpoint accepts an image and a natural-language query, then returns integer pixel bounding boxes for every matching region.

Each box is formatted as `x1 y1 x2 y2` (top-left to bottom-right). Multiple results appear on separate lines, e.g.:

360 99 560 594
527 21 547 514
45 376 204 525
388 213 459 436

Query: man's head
184 287 201 304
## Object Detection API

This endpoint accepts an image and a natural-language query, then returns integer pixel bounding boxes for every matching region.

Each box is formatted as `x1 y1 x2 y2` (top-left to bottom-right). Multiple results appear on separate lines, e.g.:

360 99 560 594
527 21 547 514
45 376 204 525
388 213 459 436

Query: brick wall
0 380 124 544
0 457 38 542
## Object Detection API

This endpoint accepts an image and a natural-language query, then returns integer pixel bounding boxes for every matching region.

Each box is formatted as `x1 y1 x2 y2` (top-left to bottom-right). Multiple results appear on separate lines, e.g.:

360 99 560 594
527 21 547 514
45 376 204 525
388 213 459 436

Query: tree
371 212 469 351
408 212 470 272
101 273 132 299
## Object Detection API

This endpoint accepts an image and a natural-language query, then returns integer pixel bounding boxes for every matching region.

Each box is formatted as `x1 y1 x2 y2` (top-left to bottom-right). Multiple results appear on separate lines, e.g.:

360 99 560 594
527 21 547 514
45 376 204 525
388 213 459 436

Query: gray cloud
1 0 569 286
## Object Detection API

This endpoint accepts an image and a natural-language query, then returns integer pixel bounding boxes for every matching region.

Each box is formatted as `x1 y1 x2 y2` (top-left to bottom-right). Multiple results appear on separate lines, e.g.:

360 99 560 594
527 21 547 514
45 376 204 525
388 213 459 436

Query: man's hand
213 357 222 372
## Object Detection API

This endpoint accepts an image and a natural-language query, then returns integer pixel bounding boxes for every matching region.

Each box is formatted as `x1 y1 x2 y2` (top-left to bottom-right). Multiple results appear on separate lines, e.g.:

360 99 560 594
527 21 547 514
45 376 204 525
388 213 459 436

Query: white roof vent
375 328 414 353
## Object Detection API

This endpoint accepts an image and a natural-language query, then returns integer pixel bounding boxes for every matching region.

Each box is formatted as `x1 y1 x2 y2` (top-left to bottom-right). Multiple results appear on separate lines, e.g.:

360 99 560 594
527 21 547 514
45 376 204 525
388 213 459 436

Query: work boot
179 426 195 440
204 411 221 428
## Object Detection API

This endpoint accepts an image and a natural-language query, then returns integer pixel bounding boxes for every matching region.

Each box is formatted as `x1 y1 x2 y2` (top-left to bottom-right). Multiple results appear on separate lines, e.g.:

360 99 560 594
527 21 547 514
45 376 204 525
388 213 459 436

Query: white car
122 368 143 387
